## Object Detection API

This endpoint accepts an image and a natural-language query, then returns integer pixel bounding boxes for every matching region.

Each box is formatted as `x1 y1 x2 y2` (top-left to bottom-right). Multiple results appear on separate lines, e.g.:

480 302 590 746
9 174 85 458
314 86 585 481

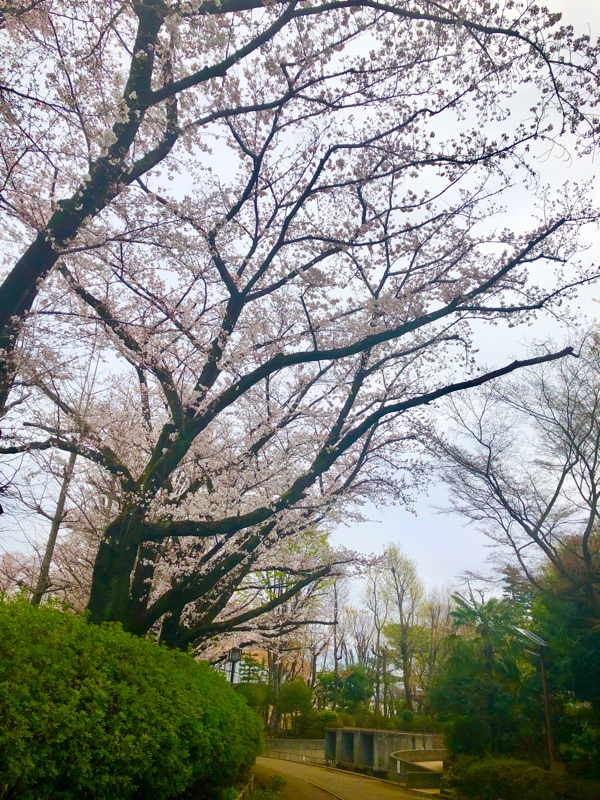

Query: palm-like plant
428 592 536 756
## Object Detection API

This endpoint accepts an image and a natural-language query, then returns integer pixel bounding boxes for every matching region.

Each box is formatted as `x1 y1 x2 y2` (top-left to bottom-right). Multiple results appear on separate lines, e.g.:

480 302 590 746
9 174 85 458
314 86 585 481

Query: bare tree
383 543 423 710
435 337 600 614
30 451 77 604
363 565 389 714
345 605 375 667
410 585 453 704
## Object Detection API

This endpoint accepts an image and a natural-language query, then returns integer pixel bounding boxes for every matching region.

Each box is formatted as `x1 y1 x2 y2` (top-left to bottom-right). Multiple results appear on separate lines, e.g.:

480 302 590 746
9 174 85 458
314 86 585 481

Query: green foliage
391 713 447 733
562 718 600 775
236 681 272 720
315 669 337 707
447 756 600 800
426 580 600 773
339 665 374 713
549 698 600 779
276 678 313 718
239 655 269 684
275 678 313 735
318 709 341 727
526 570 600 774
532 590 600 713
0 597 263 800
294 709 342 738
248 774 287 800
316 666 374 714
428 596 538 758
341 710 445 733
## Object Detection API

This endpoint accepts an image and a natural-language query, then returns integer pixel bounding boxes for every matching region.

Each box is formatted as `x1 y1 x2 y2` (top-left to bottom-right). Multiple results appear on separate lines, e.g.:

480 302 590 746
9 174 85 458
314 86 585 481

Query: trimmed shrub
346 711 445 734
298 709 341 738
0 597 263 800
266 708 341 739
446 756 600 800
447 757 564 800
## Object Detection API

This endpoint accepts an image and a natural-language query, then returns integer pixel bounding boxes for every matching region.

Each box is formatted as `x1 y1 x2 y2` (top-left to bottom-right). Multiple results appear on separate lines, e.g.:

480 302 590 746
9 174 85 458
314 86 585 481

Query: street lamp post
228 647 242 684
514 627 556 768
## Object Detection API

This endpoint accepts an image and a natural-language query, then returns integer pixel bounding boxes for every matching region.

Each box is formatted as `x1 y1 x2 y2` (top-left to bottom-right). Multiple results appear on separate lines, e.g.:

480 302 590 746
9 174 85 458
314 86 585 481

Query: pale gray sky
333 0 600 589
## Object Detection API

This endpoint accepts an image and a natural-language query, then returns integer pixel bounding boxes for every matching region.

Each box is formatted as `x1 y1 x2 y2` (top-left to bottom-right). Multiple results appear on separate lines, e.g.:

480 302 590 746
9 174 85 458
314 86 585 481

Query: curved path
253 757 433 800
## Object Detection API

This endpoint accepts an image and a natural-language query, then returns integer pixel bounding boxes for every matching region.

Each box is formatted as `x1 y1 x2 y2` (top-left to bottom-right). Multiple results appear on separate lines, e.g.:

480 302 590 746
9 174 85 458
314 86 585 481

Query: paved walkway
254 757 435 800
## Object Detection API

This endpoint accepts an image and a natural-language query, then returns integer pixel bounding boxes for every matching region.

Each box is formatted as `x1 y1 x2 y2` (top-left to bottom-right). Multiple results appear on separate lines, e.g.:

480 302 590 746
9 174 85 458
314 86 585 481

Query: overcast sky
332 0 600 591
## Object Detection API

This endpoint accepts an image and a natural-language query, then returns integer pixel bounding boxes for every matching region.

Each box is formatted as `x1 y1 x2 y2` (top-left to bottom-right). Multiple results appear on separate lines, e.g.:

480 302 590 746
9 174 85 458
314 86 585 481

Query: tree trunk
31 452 77 605
268 652 283 731
401 637 413 711
382 648 388 717
86 519 140 627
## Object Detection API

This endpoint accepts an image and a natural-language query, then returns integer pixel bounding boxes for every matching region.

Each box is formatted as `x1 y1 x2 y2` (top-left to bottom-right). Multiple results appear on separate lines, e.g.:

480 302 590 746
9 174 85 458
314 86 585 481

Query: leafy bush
235 681 272 721
296 709 341 738
392 714 447 734
276 678 313 722
346 711 445 734
447 756 600 800
447 757 565 800
314 709 343 735
563 721 600 776
0 597 263 799
557 703 600 779
248 774 287 800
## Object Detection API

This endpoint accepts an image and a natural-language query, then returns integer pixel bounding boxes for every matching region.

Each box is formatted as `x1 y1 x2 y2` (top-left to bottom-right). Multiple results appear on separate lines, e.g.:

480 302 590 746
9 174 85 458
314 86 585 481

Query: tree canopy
1 0 599 648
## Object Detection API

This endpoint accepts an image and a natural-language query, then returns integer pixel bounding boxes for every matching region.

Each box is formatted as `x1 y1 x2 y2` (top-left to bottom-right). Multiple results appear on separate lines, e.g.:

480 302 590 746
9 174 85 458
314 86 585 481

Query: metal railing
262 749 329 767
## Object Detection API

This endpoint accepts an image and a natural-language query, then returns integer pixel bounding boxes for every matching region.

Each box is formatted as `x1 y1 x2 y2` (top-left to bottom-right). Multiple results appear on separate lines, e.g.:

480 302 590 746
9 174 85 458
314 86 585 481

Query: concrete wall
406 772 443 789
264 739 325 757
390 747 446 791
325 728 434 772
325 730 337 760
392 748 447 764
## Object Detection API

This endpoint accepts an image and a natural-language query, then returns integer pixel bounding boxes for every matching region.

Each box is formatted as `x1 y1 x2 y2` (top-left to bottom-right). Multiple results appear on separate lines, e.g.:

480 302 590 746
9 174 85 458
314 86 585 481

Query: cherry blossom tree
1 0 599 412
1 0 600 648
190 530 345 657
0 550 34 594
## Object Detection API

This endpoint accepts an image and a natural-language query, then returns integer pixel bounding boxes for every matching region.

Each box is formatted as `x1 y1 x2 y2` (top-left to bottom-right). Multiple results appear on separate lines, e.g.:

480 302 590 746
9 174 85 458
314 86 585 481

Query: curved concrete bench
389 749 447 790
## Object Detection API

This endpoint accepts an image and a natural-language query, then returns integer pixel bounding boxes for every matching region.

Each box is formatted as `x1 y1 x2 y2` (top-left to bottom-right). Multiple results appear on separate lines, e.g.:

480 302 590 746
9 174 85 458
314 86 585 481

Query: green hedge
447 756 600 800
333 711 445 734
0 598 263 799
